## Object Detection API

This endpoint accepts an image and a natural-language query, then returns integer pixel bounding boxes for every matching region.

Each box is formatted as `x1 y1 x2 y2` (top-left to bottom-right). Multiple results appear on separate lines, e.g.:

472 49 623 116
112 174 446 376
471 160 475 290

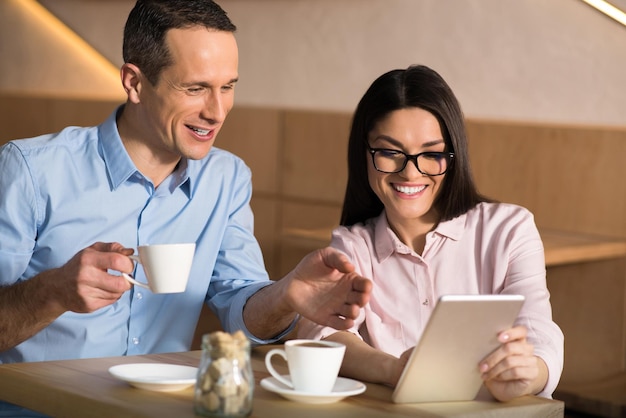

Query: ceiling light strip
582 0 626 26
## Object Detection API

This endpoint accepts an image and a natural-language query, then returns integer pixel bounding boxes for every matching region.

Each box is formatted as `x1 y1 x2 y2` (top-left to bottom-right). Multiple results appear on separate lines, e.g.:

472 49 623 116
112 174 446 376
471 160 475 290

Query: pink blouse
298 202 564 397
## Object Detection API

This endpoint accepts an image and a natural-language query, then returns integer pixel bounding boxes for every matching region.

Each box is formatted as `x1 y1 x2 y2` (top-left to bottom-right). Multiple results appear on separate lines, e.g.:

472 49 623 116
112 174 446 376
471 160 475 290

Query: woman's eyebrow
422 139 445 147
370 135 399 147
372 135 445 148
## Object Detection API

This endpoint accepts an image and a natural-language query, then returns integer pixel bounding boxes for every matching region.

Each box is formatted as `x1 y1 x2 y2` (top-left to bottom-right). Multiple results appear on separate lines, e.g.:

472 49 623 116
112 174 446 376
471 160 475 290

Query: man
0 0 371 366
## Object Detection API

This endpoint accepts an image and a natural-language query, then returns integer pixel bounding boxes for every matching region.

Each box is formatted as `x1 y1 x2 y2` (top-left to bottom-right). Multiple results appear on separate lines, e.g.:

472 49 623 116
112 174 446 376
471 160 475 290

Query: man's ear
120 63 143 104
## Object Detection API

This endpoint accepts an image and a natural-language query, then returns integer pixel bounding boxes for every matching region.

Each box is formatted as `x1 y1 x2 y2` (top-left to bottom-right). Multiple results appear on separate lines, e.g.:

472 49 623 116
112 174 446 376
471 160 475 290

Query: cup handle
122 255 149 289
121 273 150 289
264 349 293 389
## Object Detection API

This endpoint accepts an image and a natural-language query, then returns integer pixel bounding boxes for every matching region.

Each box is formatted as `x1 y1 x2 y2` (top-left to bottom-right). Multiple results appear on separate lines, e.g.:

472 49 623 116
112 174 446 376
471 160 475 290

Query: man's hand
283 247 372 330
50 242 135 313
0 242 135 351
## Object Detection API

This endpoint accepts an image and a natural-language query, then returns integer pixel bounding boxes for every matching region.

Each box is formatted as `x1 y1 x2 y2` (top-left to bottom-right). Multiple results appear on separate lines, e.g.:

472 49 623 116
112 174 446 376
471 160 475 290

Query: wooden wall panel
548 259 626 383
250 196 280 279
467 121 626 239
0 94 119 145
278 201 341 277
282 110 350 204
217 107 282 196
0 96 50 145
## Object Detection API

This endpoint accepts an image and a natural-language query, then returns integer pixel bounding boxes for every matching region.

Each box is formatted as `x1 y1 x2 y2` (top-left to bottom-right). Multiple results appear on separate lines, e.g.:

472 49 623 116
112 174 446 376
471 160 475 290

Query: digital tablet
392 294 525 404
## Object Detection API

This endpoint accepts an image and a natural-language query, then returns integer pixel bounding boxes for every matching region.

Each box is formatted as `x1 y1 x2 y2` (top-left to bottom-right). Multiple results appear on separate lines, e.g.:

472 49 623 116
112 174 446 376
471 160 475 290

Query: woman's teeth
394 184 426 195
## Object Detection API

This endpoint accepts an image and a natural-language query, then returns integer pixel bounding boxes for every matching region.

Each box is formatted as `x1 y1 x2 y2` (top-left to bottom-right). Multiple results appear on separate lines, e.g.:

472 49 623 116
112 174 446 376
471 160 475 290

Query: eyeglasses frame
367 146 455 176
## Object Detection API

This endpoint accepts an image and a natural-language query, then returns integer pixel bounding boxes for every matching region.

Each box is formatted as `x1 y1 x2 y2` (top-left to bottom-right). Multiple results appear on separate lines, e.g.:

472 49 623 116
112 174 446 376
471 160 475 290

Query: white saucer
260 375 366 404
108 363 197 392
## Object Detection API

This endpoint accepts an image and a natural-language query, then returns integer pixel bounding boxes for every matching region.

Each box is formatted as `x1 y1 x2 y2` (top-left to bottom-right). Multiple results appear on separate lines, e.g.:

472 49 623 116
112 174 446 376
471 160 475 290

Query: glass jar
194 331 254 417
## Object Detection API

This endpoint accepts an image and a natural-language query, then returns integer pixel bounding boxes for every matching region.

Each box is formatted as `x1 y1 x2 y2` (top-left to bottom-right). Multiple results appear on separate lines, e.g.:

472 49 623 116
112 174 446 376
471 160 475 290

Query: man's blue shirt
0 107 292 364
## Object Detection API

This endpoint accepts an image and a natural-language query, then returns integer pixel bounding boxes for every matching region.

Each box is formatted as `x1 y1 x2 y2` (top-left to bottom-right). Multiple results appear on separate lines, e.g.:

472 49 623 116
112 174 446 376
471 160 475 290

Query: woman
297 65 563 401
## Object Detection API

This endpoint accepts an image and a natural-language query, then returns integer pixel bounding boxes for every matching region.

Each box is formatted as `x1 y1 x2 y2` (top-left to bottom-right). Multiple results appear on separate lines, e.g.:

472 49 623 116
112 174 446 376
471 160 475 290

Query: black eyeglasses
368 146 455 175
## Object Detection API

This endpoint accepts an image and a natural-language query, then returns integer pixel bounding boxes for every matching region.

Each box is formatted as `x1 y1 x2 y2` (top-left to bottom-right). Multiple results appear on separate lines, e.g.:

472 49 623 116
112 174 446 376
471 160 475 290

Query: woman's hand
478 325 548 401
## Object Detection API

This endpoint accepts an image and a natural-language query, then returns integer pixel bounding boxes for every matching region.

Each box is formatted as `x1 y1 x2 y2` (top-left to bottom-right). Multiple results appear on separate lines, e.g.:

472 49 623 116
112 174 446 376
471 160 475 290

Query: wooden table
540 229 626 267
0 346 564 418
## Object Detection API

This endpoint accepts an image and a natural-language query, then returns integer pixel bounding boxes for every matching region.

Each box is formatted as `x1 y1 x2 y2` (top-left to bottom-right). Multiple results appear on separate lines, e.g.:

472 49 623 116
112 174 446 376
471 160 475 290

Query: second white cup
122 243 195 294
265 339 345 394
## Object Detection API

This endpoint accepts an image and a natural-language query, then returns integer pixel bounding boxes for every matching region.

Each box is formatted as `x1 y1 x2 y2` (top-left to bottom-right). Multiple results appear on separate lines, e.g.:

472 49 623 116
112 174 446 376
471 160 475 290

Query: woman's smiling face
367 107 447 229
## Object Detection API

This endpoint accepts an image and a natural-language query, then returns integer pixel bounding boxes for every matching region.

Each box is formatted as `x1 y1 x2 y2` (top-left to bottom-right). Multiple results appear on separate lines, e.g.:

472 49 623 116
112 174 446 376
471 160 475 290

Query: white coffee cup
121 243 195 294
265 339 346 394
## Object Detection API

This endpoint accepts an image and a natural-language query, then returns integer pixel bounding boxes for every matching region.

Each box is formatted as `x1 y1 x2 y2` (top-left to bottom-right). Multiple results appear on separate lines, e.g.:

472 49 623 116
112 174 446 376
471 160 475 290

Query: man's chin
184 144 214 160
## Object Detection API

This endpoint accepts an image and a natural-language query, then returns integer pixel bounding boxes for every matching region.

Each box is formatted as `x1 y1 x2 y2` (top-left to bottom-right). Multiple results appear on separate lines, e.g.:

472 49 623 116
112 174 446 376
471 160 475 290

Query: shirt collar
373 210 468 260
373 212 401 260
99 106 192 197
99 106 136 190
434 212 467 241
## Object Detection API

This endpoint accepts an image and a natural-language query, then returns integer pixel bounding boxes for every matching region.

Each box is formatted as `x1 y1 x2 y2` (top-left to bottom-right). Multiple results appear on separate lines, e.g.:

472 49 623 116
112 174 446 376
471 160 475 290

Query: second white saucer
260 375 366 404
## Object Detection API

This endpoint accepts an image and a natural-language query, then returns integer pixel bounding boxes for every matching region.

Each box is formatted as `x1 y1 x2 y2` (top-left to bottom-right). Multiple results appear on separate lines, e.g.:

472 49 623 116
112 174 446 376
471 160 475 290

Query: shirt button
136 292 143 300
132 337 140 345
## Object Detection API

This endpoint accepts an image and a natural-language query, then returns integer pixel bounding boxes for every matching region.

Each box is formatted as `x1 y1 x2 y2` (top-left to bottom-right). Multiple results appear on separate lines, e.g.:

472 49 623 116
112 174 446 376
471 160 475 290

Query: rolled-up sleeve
501 209 564 397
